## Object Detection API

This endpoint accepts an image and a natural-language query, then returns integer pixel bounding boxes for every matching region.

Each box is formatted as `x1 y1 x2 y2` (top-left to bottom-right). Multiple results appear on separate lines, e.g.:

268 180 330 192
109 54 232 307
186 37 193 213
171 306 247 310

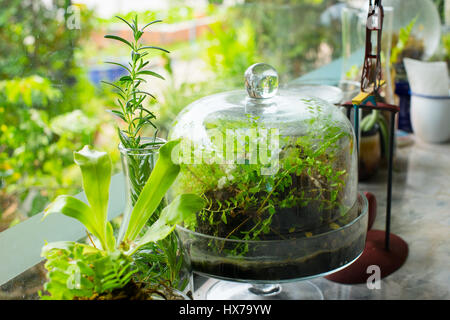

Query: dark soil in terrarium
195 188 345 241
195 195 352 243
191 234 366 281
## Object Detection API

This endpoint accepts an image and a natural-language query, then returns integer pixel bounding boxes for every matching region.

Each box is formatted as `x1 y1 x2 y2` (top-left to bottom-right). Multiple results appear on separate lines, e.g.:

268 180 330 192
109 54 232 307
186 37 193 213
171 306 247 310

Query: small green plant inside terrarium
171 94 358 243
176 104 354 244
168 63 367 282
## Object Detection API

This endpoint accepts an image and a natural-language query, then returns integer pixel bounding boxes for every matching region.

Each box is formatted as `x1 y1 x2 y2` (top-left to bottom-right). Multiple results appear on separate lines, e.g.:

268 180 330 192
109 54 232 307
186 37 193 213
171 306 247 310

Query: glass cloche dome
168 64 367 291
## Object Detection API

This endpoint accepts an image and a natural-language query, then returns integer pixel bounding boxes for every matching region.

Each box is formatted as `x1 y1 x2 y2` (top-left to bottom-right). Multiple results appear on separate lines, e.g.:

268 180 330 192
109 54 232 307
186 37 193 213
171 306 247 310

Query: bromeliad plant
40 140 205 300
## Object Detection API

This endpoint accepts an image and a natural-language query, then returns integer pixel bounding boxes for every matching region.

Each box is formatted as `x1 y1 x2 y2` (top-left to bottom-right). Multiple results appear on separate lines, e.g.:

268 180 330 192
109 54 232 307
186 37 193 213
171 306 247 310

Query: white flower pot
410 94 450 144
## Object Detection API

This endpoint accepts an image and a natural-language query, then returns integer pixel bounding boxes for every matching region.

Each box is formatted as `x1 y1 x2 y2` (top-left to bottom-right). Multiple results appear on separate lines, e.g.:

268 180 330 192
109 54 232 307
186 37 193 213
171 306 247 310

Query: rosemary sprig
103 15 169 149
103 14 169 205
102 16 189 291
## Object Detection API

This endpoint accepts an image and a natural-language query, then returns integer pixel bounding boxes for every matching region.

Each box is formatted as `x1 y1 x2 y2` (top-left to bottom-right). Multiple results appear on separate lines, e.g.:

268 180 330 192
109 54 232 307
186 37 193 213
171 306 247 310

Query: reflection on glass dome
345 0 441 60
385 0 441 60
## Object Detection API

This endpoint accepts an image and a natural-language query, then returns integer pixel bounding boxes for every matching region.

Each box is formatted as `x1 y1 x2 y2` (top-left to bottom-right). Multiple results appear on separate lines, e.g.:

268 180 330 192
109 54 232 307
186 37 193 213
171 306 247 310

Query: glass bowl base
205 280 324 300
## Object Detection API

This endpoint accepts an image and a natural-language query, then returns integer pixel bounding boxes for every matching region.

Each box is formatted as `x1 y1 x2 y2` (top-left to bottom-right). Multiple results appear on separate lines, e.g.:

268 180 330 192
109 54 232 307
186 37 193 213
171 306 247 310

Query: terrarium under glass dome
169 64 368 299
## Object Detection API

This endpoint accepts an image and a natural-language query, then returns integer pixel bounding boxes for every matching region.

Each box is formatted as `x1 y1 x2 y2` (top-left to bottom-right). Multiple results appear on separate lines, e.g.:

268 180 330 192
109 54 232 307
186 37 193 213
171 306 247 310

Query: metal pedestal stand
326 94 408 284
326 0 408 284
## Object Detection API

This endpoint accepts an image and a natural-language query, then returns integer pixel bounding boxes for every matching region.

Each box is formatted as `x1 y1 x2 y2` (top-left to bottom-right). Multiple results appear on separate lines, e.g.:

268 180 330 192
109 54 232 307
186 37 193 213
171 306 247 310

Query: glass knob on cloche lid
244 63 279 99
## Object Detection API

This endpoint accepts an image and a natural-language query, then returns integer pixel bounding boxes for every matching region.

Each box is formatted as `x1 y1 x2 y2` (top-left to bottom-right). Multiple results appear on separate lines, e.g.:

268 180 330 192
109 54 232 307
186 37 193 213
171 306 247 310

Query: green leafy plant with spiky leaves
103 15 168 149
102 15 189 290
103 15 170 207
40 140 205 300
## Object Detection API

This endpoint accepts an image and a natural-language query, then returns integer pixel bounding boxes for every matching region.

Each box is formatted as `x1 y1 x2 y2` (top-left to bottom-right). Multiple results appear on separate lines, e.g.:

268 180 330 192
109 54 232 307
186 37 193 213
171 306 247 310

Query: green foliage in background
0 76 101 226
0 1 106 228
99 1 345 139
0 0 93 84
98 5 196 26
153 54 218 137
204 1 341 84
391 17 420 65
204 19 260 87
443 33 450 62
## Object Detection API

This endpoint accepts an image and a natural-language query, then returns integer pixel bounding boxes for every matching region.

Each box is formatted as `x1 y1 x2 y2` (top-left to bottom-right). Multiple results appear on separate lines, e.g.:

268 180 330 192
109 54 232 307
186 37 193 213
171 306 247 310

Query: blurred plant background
0 0 348 233
0 0 111 231
0 0 447 298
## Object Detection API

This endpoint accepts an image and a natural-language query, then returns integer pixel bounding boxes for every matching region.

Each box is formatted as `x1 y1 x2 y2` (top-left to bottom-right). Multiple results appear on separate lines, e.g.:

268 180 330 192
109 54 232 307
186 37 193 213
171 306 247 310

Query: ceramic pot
359 124 381 181
410 94 450 144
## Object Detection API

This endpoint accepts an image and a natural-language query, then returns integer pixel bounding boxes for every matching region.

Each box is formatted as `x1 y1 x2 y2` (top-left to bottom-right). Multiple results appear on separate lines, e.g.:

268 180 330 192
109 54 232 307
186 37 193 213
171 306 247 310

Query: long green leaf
130 222 173 255
361 110 379 132
104 35 134 49
141 19 163 31
104 61 131 74
137 46 170 53
105 222 116 251
130 194 205 254
119 75 132 82
107 109 127 122
136 91 156 100
159 194 206 225
122 140 181 242
115 15 135 32
43 196 104 246
101 80 125 94
378 114 390 158
74 146 112 251
137 70 165 80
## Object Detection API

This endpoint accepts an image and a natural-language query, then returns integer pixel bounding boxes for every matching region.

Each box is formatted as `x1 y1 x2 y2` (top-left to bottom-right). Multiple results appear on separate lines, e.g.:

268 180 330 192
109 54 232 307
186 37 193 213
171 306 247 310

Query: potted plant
173 120 366 280
39 140 205 300
359 109 388 180
102 15 192 291
102 14 170 195
169 65 368 283
102 14 169 196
